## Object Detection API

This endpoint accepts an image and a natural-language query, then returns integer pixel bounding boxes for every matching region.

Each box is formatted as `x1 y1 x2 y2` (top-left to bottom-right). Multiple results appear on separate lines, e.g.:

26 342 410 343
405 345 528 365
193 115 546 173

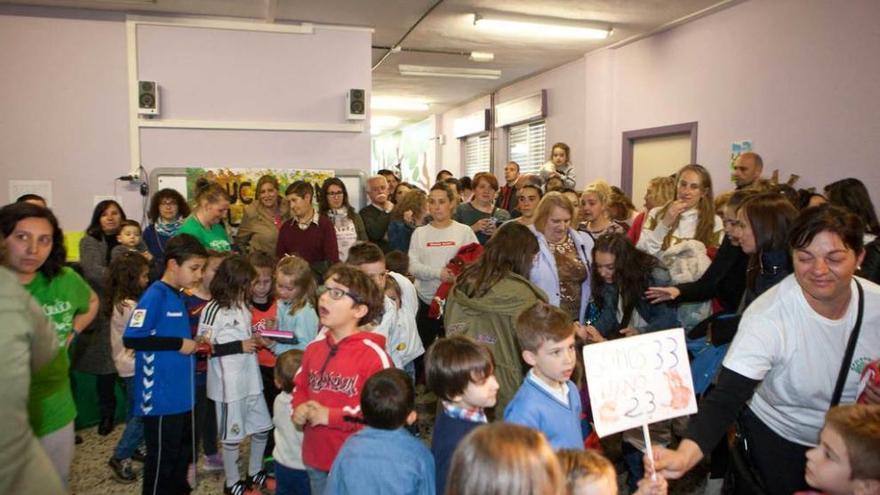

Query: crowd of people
2 144 879 495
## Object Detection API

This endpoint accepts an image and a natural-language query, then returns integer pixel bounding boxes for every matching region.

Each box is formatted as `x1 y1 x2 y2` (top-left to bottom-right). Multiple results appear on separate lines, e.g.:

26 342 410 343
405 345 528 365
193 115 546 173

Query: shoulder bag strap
831 280 864 407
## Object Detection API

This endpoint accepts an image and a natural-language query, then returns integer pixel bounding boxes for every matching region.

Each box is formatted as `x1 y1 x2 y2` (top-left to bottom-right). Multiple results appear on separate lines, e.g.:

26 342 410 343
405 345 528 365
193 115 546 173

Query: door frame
621 122 698 197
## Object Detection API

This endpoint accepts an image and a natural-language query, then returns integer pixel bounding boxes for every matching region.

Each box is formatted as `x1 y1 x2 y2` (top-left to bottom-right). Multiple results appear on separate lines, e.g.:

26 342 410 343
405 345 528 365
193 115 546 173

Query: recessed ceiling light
372 97 430 112
399 64 501 80
473 13 612 40
469 51 495 62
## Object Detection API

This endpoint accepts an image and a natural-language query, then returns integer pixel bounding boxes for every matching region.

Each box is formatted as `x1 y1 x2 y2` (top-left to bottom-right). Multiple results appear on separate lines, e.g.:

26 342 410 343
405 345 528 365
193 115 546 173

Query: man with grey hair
359 175 393 252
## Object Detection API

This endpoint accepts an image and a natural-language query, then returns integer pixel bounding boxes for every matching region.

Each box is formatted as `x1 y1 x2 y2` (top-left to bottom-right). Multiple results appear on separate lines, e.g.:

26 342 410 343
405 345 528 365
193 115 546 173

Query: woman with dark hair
77 199 130 436
0 202 98 486
454 172 511 245
177 178 232 251
276 180 339 280
318 177 367 261
143 188 190 279
654 204 876 495
824 177 880 284
435 169 454 183
392 181 415 204
444 222 545 414
236 174 289 255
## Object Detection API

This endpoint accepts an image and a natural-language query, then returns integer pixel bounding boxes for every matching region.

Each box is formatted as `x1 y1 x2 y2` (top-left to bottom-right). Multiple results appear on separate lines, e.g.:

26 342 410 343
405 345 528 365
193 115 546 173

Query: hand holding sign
582 328 697 437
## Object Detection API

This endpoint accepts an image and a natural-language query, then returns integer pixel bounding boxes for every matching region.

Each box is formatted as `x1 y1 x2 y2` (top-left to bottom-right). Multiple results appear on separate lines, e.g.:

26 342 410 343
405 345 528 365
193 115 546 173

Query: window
463 133 491 178
508 120 546 175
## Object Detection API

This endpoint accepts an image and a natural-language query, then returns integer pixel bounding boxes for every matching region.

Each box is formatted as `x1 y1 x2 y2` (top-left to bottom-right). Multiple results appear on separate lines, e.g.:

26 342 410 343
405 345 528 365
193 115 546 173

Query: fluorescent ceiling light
399 64 501 80
473 13 612 40
372 97 430 112
372 115 402 129
469 51 495 62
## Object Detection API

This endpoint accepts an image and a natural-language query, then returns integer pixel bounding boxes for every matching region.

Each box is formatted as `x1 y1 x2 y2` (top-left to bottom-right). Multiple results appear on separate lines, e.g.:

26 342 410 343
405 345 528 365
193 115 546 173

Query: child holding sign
505 301 583 450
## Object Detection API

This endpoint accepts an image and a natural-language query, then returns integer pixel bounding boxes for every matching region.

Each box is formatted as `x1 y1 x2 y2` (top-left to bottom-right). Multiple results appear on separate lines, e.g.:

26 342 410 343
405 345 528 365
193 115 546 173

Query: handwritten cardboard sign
583 328 698 437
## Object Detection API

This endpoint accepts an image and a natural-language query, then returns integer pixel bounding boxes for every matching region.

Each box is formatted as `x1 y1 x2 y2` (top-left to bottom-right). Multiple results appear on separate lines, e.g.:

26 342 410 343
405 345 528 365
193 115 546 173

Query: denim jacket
528 225 594 323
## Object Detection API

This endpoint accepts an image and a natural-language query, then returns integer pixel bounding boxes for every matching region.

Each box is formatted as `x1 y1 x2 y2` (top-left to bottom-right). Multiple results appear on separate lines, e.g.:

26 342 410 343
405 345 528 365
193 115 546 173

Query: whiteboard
149 168 367 209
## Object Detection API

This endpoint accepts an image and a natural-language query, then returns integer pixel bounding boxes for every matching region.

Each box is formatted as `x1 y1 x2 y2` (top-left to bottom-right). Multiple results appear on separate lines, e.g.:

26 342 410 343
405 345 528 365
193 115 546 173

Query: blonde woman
636 165 723 257
628 176 676 245
577 180 627 240
528 192 594 323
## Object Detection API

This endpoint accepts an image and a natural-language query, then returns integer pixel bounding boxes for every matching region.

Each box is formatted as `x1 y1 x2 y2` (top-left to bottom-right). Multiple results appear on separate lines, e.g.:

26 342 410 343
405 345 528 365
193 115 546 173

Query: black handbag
723 281 864 495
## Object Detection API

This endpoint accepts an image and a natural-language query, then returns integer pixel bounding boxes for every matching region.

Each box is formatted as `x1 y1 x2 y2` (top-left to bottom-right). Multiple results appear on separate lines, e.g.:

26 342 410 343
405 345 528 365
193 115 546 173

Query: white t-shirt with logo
724 274 880 446
199 301 263 403
408 221 478 304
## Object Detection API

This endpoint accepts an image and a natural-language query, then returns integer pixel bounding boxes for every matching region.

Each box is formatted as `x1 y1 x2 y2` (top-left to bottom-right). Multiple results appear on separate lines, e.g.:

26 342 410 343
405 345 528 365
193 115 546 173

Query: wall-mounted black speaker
346 88 366 120
138 81 159 116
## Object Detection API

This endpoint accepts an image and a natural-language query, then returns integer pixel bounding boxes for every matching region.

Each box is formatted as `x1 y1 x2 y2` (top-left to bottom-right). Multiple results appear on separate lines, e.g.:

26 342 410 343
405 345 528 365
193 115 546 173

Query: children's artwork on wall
583 327 698 438
185 167 334 227
729 140 753 168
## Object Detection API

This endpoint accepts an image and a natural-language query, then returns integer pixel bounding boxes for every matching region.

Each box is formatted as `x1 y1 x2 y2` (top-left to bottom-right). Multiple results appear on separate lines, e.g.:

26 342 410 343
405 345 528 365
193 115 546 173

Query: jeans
113 377 144 459
306 466 328 495
276 463 311 495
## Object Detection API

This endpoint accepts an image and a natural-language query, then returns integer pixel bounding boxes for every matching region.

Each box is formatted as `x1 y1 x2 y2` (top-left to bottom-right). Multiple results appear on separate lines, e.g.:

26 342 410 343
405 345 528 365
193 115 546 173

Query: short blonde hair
581 180 613 206
446 423 565 495
533 192 575 233
557 449 615 494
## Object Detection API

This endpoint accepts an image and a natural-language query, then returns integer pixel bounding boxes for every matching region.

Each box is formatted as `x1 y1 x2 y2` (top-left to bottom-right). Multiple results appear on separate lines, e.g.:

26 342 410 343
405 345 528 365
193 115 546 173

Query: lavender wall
0 5 372 230
0 6 132 231
438 95 491 177
586 0 880 194
438 0 880 197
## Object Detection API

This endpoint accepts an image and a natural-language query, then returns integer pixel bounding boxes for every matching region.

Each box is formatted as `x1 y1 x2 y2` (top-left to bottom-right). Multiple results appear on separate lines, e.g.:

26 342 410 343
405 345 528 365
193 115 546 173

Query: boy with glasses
292 265 392 495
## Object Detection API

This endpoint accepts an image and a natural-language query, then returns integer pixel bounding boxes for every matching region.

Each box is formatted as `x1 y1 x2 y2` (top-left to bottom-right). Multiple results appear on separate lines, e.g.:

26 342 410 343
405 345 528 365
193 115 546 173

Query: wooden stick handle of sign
642 423 657 481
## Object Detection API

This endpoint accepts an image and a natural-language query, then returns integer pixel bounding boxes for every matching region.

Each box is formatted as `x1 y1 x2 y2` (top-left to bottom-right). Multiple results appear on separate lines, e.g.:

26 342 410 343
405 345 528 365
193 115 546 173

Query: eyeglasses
326 191 344 197
318 285 362 304
159 200 177 207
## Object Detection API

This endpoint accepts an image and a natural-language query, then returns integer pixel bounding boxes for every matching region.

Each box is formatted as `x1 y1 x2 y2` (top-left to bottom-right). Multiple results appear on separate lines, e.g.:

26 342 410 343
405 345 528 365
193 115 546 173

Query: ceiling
7 0 731 127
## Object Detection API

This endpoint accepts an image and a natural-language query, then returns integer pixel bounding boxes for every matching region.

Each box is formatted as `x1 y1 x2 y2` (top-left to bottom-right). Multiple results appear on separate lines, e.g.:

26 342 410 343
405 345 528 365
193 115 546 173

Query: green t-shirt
177 215 232 251
25 267 90 436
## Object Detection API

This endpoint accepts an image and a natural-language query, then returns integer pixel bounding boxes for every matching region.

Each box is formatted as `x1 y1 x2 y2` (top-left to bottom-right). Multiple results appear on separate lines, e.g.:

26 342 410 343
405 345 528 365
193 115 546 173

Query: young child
445 422 565 495
182 250 226 473
347 241 424 377
122 233 207 495
272 254 319 354
505 301 583 450
198 255 274 495
326 368 435 494
248 251 279 465
106 251 150 483
111 219 153 262
292 264 391 495
557 449 668 495
426 335 500 495
800 404 880 495
272 350 310 495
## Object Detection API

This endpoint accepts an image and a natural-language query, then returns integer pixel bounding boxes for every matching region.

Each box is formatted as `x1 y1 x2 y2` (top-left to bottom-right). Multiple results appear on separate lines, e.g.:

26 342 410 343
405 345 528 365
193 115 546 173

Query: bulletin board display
150 167 366 226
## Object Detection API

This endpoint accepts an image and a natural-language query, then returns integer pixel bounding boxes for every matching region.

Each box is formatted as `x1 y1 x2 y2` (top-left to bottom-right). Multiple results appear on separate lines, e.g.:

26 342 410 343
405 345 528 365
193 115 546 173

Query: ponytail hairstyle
275 254 317 315
590 233 657 332
193 177 230 210
651 164 718 250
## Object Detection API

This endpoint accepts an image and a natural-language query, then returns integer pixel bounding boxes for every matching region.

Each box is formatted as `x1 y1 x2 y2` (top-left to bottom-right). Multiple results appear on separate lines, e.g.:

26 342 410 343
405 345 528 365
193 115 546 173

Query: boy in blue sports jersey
123 234 208 495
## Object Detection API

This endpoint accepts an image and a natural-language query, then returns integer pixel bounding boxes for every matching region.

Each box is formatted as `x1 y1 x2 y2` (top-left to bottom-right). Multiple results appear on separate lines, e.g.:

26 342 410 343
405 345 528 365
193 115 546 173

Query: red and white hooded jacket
292 328 391 471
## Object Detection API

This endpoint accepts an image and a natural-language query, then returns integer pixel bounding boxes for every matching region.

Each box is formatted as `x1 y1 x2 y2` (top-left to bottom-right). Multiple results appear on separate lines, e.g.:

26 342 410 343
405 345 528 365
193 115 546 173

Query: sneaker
108 457 138 484
203 453 224 472
250 469 276 493
132 445 147 463
223 480 260 495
